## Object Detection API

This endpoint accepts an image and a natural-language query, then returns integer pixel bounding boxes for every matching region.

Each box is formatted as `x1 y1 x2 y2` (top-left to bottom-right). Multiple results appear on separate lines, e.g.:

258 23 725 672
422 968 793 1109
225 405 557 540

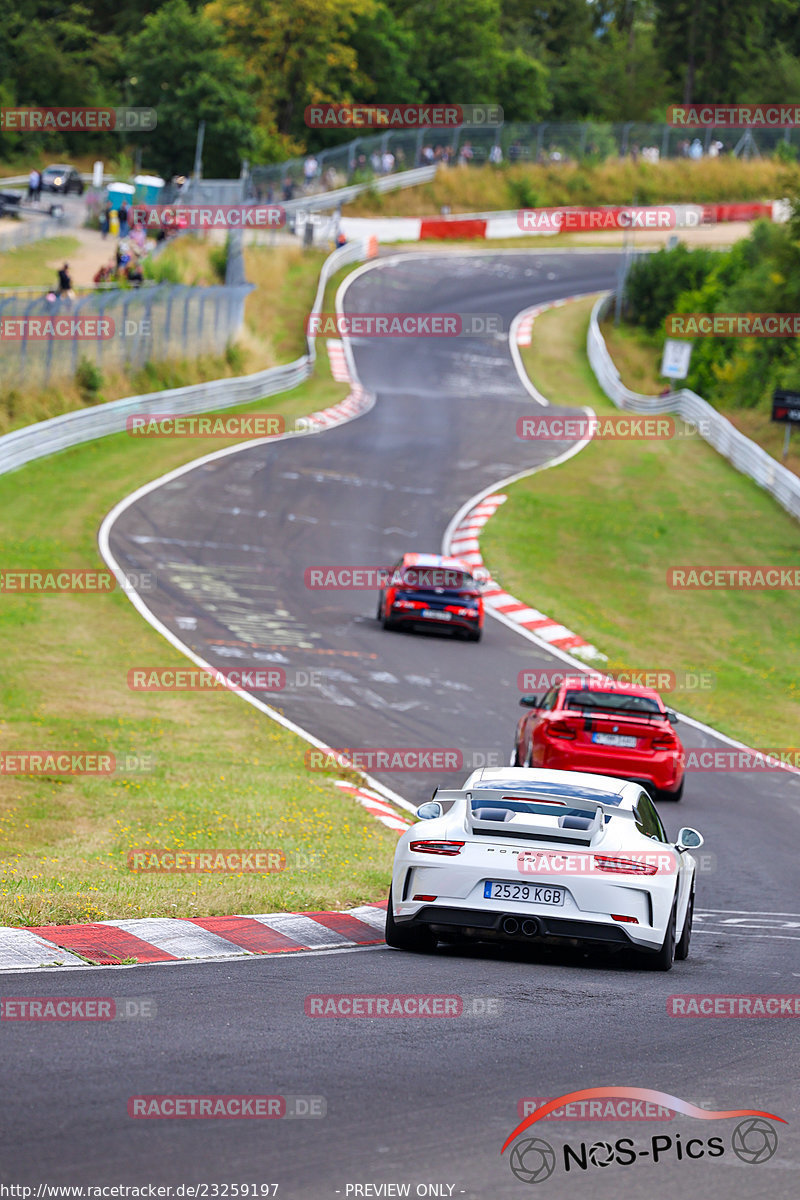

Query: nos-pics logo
502 1088 784 1184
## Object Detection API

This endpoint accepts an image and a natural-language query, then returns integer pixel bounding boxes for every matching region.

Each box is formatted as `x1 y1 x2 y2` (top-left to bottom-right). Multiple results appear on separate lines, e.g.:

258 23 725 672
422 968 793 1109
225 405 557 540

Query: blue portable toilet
133 175 165 205
107 182 135 211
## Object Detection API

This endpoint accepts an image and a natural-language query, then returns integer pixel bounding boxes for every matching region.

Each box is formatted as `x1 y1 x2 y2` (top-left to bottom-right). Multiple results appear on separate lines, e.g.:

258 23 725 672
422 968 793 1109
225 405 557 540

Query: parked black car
40 165 85 195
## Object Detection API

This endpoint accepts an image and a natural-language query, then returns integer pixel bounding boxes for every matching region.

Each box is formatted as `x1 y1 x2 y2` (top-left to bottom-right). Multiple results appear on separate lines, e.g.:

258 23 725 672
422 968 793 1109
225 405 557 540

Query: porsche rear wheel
645 901 677 971
384 888 437 953
675 887 694 961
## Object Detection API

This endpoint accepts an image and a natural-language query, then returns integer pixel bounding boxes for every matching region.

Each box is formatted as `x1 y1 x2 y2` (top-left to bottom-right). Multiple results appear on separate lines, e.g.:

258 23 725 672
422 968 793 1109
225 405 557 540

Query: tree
125 0 260 177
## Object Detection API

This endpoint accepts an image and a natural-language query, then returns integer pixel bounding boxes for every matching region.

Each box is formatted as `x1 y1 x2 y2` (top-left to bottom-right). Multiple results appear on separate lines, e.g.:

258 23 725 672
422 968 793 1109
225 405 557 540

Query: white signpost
660 338 693 380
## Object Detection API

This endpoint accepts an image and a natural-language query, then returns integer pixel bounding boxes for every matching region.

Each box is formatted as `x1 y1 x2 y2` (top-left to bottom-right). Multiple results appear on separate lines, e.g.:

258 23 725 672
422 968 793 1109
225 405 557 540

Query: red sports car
377 553 484 641
512 675 685 800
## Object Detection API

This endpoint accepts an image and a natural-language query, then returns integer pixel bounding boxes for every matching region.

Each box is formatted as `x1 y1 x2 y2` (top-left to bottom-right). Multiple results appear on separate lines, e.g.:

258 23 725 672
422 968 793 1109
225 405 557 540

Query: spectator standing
28 168 40 203
57 263 73 299
489 143 502 165
381 150 395 174
118 201 130 237
100 201 111 238
689 138 703 159
303 155 318 189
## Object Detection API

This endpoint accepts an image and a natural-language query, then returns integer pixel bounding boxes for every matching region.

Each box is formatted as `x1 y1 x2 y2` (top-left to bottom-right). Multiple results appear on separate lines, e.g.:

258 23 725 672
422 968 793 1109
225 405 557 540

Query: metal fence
588 294 800 523
0 281 253 389
0 238 372 476
252 120 798 196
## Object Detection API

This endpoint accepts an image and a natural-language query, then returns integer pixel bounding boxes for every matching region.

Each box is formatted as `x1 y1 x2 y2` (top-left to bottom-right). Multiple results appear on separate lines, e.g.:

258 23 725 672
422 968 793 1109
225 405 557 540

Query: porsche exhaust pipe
521 918 540 938
501 916 519 935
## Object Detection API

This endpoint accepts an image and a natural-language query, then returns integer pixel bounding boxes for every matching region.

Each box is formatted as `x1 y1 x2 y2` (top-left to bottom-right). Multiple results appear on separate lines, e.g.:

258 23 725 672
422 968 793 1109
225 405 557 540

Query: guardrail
587 294 800 522
0 238 372 477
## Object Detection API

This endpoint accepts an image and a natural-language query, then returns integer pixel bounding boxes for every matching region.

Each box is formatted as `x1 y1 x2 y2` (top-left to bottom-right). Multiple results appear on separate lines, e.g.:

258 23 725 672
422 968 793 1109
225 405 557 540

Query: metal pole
783 426 791 463
193 121 206 182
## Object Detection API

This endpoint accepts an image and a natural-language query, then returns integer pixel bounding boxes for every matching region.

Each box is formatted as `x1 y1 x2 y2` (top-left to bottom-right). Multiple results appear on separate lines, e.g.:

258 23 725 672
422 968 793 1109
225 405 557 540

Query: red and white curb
299 383 371 432
448 493 605 662
0 904 389 971
327 338 350 382
333 781 412 832
516 297 582 346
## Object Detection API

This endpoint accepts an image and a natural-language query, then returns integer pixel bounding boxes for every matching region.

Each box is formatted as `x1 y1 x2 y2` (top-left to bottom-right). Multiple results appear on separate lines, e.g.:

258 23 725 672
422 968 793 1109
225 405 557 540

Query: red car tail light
444 604 479 617
393 599 425 610
595 855 658 876
546 719 578 740
611 913 640 924
651 733 678 750
409 840 464 856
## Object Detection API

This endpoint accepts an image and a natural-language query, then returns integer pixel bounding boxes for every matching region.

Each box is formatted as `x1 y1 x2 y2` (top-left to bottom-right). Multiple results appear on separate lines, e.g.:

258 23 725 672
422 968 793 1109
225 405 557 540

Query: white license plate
484 881 565 905
593 732 637 748
421 610 451 620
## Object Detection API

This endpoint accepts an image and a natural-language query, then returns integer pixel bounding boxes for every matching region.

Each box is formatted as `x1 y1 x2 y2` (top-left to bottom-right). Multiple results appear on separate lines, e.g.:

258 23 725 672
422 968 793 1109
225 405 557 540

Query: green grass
0 275 401 926
0 235 81 286
480 295 800 748
345 158 798 217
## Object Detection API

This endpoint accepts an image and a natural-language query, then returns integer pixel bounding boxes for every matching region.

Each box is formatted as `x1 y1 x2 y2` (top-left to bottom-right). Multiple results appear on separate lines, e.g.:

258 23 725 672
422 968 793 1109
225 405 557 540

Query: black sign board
772 389 800 425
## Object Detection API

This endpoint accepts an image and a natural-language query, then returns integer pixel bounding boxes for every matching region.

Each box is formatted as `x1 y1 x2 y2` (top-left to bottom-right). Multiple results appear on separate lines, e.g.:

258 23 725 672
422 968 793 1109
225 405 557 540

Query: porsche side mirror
415 801 443 821
676 827 703 850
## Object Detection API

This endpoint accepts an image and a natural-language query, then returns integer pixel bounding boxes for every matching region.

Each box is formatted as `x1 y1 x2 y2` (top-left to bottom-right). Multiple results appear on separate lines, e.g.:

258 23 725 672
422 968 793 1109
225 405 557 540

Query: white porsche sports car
386 768 703 970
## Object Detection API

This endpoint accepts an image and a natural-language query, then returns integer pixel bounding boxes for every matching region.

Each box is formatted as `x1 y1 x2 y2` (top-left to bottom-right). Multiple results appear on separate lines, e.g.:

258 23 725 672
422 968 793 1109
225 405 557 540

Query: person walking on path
57 263 74 299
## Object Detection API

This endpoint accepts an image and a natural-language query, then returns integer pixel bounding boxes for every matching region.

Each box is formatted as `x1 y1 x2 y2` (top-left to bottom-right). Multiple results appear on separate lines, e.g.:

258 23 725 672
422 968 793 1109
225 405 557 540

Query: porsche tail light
409 840 464 856
413 894 437 901
611 913 639 924
546 719 578 740
595 855 658 876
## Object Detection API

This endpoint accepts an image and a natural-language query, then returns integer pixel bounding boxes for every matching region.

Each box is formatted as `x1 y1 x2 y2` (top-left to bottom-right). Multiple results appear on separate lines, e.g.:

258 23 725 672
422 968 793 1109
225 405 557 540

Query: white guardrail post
0 239 372 477
587 294 800 523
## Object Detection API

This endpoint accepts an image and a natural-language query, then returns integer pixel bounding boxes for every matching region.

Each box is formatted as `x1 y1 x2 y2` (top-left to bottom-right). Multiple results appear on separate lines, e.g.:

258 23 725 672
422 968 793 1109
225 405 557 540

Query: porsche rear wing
433 787 634 844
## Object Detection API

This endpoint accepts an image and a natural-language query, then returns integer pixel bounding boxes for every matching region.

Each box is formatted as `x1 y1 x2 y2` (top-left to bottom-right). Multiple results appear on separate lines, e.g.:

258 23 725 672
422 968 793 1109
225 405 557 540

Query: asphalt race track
3 251 798 1197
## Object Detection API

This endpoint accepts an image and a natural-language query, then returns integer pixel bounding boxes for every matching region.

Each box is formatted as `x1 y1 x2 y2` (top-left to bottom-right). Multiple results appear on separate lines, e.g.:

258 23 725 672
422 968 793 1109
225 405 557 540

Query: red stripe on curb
419 218 488 241
27 923 177 965
188 915 305 955
302 911 384 944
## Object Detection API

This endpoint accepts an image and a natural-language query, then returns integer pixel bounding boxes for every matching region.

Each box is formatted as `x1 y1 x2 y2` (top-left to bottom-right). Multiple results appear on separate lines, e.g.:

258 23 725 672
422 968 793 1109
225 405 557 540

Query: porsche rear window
471 780 624 805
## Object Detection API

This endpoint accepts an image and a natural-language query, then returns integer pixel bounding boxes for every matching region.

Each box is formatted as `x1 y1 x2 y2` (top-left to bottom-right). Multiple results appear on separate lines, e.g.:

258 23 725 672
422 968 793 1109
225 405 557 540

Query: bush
623 243 717 332
75 357 103 402
209 239 228 283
